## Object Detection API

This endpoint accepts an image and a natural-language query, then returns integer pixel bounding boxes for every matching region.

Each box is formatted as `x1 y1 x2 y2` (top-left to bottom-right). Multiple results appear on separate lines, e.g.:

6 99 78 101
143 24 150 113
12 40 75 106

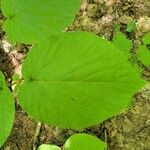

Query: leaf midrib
25 79 132 85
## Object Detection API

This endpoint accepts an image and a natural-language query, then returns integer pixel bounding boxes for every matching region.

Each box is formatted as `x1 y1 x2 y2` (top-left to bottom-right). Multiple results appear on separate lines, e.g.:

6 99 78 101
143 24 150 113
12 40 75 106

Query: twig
33 122 42 150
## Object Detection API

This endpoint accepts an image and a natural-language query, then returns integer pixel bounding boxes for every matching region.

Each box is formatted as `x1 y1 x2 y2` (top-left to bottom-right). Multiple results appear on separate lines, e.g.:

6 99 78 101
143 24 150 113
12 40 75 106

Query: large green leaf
1 0 81 44
64 134 105 150
19 32 145 129
0 72 15 147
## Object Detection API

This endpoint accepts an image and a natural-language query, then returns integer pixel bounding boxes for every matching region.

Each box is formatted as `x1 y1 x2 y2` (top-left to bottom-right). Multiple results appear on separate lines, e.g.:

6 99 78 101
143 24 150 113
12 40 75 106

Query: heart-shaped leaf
19 32 145 129
1 0 81 44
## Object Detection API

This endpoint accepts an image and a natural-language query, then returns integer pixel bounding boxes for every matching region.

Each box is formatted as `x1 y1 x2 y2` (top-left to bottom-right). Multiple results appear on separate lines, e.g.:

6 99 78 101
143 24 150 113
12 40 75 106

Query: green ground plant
0 0 149 149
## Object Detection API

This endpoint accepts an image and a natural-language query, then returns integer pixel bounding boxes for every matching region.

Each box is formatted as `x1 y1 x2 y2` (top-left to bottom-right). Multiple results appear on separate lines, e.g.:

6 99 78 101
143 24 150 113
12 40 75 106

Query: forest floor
1 0 150 150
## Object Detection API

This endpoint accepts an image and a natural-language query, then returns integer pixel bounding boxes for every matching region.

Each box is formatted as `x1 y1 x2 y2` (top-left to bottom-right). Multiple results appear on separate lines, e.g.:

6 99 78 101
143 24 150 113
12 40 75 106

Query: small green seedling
126 20 136 33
